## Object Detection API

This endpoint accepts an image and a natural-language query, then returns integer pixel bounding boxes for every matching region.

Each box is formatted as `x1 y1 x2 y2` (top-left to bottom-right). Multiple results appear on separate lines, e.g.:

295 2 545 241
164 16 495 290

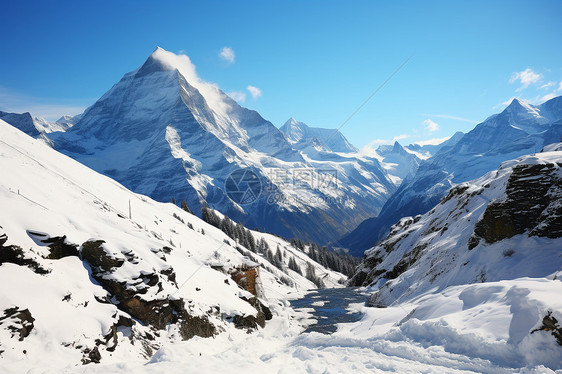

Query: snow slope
347 147 562 369
0 119 345 372
24 48 397 245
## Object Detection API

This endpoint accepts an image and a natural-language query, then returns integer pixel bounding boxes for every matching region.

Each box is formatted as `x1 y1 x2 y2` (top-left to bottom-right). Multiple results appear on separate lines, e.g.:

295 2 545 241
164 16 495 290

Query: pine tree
181 200 193 214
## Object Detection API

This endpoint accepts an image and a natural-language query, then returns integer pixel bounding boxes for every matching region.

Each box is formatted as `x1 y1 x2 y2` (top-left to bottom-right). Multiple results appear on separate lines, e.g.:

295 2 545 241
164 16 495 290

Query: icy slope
34 48 395 244
0 119 345 371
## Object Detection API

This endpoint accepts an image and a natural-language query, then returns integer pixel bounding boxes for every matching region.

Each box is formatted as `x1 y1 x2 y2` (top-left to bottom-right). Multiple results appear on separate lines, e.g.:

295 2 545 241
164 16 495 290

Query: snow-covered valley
1 116 561 373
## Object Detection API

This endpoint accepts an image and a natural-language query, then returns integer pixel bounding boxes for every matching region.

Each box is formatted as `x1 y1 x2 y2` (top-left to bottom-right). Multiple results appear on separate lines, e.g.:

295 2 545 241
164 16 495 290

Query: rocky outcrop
0 307 35 341
229 265 272 330
349 150 562 309
233 296 272 330
470 162 562 248
80 240 215 340
30 233 80 259
0 230 48 274
531 311 562 346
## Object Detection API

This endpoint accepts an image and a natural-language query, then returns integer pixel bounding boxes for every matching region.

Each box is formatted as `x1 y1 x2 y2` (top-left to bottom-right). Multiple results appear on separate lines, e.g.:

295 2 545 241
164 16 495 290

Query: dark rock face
80 240 215 340
0 308 35 341
42 235 79 259
471 163 562 247
531 312 562 346
233 297 272 330
81 346 101 365
0 232 49 274
229 265 272 330
81 240 124 271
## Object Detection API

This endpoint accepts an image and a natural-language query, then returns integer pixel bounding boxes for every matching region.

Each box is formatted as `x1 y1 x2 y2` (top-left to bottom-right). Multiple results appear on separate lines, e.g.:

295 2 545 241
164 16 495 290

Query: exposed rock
81 346 101 364
0 237 49 274
80 240 215 340
531 311 562 346
0 226 7 246
472 163 562 245
233 296 272 330
80 240 124 272
0 307 35 341
41 235 79 259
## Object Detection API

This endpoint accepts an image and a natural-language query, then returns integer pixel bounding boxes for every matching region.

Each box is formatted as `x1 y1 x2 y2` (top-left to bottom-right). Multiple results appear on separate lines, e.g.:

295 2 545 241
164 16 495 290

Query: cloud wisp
228 91 246 103
247 85 262 99
422 119 439 132
509 68 542 91
219 47 235 64
422 113 478 124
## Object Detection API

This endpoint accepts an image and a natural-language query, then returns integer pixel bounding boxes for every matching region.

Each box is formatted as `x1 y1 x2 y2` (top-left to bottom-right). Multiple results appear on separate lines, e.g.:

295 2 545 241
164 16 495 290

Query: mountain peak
284 117 305 128
137 47 180 77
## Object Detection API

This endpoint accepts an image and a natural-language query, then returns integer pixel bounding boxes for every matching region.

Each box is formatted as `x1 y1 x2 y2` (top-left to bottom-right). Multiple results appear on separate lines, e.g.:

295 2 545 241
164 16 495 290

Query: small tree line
290 238 358 277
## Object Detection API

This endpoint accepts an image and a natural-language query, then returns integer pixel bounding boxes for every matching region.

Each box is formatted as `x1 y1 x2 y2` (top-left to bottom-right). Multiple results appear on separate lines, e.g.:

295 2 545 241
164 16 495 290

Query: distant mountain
23 47 396 244
404 131 464 159
0 111 70 137
280 118 358 153
372 141 422 184
340 97 562 256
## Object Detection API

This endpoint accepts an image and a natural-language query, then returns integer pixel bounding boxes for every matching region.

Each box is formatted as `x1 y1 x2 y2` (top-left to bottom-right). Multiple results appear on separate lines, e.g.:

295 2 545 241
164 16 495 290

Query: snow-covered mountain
0 118 347 371
371 141 422 184
0 110 70 137
26 47 396 244
340 97 562 255
279 118 358 153
404 131 464 159
347 146 562 369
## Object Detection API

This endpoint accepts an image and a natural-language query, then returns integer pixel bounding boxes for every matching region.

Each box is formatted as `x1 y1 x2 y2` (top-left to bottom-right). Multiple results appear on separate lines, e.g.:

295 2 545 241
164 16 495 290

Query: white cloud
154 48 231 116
509 68 542 91
247 85 262 99
559 81 562 92
422 119 439 132
422 113 477 124
538 93 557 103
540 81 556 90
227 91 246 103
413 136 451 146
219 47 235 63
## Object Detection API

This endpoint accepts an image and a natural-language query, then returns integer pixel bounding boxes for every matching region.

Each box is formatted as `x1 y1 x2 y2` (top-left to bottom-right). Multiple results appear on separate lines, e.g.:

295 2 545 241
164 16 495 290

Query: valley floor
33 281 561 374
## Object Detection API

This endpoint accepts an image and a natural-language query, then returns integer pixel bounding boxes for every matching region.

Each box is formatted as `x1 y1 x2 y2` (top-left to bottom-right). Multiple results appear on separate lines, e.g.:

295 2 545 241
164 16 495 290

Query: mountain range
340 97 562 255
5 48 403 245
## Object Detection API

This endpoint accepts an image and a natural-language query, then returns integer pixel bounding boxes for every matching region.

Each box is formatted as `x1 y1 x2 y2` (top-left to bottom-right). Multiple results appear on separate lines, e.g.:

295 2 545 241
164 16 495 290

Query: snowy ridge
0 119 345 371
348 147 562 369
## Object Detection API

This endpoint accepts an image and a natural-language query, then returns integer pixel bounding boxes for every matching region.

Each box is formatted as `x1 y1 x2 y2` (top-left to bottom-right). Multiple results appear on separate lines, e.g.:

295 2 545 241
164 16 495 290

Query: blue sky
1 0 561 148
